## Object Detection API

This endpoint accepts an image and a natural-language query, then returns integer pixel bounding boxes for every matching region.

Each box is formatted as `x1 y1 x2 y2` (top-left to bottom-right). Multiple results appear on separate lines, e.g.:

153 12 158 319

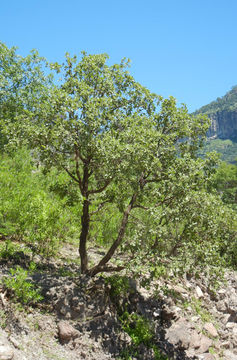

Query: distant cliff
194 86 237 142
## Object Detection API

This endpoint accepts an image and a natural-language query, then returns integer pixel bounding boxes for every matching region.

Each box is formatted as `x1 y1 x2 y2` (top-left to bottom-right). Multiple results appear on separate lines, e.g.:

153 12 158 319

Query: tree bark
88 193 137 276
79 199 90 273
79 162 90 274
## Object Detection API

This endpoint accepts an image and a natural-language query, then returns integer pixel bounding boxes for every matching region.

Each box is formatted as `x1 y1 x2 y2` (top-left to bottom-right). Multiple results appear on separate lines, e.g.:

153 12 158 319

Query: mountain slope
194 86 237 163
195 86 237 142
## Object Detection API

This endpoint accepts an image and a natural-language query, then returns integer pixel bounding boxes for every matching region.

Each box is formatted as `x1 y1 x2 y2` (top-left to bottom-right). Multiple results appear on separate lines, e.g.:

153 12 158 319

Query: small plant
182 297 213 323
0 240 22 260
105 275 131 297
3 266 43 305
119 311 168 360
120 312 153 346
57 267 75 277
0 310 7 328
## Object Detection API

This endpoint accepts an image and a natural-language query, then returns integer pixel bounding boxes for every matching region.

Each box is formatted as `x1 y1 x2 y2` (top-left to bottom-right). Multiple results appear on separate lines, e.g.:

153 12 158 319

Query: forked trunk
88 193 137 276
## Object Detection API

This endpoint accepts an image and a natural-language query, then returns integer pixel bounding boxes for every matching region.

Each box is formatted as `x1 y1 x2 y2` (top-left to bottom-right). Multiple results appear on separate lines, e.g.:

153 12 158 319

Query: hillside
194 86 237 162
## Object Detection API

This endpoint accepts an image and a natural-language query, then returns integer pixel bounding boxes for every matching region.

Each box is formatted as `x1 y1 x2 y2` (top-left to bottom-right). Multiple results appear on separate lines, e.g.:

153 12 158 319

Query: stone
217 288 227 300
153 310 161 318
216 300 227 312
228 293 237 312
203 323 218 338
223 350 237 360
0 345 14 360
9 336 20 349
191 316 200 322
166 320 191 349
197 354 215 360
197 335 212 353
58 321 79 344
189 330 201 349
196 286 204 298
226 322 235 329
0 332 14 360
173 285 187 294
161 305 178 320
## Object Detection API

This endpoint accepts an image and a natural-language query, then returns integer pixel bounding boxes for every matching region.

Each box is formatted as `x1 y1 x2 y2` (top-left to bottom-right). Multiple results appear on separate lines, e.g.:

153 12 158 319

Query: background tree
211 160 237 210
0 41 51 149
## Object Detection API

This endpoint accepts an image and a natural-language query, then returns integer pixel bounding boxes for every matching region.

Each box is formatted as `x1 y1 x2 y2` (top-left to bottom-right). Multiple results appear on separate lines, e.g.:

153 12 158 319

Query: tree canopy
1 44 236 277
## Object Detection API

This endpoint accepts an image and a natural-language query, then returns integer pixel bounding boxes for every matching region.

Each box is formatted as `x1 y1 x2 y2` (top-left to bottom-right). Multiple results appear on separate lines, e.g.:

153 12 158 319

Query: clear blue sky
1 0 237 112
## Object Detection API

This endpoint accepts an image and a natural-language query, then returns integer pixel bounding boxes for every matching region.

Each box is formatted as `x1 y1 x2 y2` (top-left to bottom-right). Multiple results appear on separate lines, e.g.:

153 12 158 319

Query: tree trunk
79 162 90 274
88 193 137 276
79 199 90 273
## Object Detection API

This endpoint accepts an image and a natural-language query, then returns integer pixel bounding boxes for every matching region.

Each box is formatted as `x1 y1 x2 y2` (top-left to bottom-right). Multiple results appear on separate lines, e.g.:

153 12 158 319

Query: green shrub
119 311 167 360
3 266 43 305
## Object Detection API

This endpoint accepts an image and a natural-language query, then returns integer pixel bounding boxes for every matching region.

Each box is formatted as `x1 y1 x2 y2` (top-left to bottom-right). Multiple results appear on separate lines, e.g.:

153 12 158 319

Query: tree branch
62 165 80 184
90 200 110 216
88 192 137 276
89 265 125 276
88 179 111 195
74 147 83 191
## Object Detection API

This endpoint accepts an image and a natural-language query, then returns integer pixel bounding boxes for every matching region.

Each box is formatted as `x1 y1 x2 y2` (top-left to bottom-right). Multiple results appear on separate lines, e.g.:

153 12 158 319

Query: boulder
203 323 218 338
58 321 80 344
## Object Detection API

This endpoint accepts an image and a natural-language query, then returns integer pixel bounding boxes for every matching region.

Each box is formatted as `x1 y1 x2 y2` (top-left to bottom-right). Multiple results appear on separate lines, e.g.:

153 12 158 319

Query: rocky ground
0 243 236 360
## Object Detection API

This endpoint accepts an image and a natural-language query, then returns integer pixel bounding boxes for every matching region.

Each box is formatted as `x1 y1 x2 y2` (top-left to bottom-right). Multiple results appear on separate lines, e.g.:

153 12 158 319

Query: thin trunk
79 199 90 273
79 163 90 274
88 193 137 276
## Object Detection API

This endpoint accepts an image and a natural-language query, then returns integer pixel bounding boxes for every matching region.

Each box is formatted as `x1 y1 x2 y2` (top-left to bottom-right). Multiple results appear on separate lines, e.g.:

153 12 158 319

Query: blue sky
1 0 237 112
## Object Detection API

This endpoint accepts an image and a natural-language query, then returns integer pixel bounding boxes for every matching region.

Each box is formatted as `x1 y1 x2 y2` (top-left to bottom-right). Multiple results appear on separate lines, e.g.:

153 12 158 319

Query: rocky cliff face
207 110 237 141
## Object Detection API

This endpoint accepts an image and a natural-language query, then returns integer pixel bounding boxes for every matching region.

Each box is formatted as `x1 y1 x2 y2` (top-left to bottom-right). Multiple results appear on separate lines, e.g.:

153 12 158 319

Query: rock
197 354 215 360
197 335 212 353
189 330 201 349
217 288 227 300
203 323 218 338
228 293 237 313
196 286 204 298
173 285 187 295
161 305 180 320
216 300 227 312
226 322 235 329
166 320 191 349
9 336 20 350
153 310 161 318
0 332 14 360
58 321 79 344
191 316 200 322
223 350 237 360
0 345 14 360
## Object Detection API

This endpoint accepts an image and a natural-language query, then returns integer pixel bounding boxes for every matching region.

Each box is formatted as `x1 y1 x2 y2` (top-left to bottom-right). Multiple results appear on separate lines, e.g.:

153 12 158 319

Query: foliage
0 147 80 256
105 275 131 297
183 297 213 323
211 161 237 209
0 42 51 149
3 265 43 304
1 48 215 276
119 312 167 360
199 138 237 164
0 239 23 260
1 44 236 279
120 312 153 346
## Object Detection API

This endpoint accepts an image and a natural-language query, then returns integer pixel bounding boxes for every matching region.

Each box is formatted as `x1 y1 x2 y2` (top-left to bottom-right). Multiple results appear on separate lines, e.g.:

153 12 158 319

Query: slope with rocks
0 243 236 360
